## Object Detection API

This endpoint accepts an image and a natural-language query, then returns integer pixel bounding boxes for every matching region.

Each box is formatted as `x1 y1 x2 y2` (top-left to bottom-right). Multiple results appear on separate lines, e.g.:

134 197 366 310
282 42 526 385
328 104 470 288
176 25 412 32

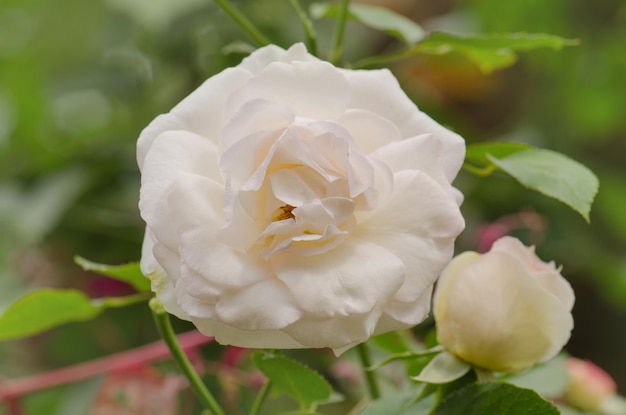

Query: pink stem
0 331 213 402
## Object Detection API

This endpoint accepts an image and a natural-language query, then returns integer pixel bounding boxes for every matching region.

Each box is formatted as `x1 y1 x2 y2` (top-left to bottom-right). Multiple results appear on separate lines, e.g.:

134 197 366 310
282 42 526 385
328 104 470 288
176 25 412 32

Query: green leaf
464 141 533 175
0 289 151 341
370 346 444 371
252 351 333 407
360 390 436 415
433 382 560 415
411 351 471 384
506 355 569 398
310 3 424 45
74 256 151 292
489 149 599 222
415 32 578 73
370 331 412 354
0 289 102 340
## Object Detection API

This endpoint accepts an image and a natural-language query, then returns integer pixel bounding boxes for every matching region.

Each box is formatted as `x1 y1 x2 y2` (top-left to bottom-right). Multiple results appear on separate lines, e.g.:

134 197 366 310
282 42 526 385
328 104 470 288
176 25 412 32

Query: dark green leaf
74 256 150 292
310 3 424 45
252 351 333 407
433 382 560 415
465 141 533 174
415 32 578 73
489 149 598 222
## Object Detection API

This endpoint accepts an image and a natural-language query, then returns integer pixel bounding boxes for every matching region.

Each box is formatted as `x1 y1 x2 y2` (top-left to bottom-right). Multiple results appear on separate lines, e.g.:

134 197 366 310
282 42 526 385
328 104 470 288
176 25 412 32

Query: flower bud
565 358 617 412
433 236 575 373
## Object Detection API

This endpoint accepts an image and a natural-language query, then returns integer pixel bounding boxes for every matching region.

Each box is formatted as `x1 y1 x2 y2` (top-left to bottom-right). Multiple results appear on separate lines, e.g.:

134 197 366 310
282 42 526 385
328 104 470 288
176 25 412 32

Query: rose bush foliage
138 43 465 352
434 236 575 372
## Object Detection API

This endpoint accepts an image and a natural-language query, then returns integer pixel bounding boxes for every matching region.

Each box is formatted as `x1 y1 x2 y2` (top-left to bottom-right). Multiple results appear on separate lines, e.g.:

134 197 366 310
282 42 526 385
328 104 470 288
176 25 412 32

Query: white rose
138 43 465 353
434 236 575 372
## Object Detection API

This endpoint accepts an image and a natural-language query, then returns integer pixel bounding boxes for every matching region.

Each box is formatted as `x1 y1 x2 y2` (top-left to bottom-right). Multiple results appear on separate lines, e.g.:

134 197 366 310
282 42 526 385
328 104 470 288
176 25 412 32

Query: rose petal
343 68 465 181
168 173 270 288
191 318 307 349
336 109 402 154
215 280 303 330
226 60 351 120
237 43 318 74
139 130 222 252
273 238 405 317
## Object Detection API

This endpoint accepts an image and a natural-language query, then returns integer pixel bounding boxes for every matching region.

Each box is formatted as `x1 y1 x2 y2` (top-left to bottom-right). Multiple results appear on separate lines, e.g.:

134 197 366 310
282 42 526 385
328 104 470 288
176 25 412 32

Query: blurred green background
1 0 625 413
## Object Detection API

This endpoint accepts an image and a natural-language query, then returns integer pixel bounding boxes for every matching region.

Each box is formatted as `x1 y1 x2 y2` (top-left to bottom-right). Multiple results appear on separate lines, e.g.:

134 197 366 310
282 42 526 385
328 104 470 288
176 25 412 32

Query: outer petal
237 43 319 74
191 318 307 349
273 238 405 318
140 229 188 320
139 130 222 253
343 68 465 181
225 60 351 121
215 280 303 330
356 170 463 327
369 134 460 202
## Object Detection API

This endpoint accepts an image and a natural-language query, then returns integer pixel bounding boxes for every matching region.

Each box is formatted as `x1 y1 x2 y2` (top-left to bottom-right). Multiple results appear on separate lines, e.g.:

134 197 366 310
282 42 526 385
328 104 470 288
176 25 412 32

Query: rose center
273 204 296 221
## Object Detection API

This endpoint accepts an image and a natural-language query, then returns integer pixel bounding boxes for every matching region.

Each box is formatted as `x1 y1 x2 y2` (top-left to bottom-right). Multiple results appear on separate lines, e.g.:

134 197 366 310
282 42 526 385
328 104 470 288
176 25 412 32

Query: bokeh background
1 0 625 413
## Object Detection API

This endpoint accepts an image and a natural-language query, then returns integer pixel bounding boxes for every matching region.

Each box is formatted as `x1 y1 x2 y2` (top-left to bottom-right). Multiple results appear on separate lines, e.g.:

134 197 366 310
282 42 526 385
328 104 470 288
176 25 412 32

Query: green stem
150 299 226 415
213 0 270 46
329 0 351 65
356 342 380 400
288 0 318 56
249 379 273 415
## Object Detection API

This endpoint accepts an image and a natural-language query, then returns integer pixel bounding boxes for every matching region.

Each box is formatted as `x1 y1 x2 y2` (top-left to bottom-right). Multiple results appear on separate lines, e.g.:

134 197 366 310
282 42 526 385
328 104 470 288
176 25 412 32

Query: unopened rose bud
433 236 575 373
565 358 617 413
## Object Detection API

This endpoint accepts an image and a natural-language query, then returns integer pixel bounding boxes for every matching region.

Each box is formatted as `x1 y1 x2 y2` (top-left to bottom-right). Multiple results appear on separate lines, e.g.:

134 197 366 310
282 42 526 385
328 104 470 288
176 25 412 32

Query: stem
288 0 318 56
150 299 226 415
212 0 270 46
329 0 351 65
249 379 272 415
356 342 380 400
475 368 495 383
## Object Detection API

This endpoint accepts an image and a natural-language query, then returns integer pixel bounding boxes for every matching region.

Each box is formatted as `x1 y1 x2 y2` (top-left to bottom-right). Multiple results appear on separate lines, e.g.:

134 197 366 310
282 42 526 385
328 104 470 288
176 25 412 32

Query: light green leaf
310 3 424 45
433 382 560 415
0 289 101 340
0 289 151 341
415 32 578 73
252 351 333 407
74 256 150 292
507 355 569 398
489 149 599 222
370 346 444 371
464 141 533 175
411 351 471 384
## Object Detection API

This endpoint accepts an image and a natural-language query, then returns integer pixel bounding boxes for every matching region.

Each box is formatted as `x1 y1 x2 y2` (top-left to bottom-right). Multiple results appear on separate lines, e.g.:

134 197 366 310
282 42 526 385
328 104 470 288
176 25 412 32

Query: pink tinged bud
565 358 617 412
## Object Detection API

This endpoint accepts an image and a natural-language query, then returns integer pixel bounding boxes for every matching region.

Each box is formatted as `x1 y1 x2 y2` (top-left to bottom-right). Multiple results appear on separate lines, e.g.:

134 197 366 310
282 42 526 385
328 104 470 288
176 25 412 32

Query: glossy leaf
74 256 151 292
489 149 598 222
433 382 560 415
415 32 578 73
310 2 424 45
252 351 333 407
